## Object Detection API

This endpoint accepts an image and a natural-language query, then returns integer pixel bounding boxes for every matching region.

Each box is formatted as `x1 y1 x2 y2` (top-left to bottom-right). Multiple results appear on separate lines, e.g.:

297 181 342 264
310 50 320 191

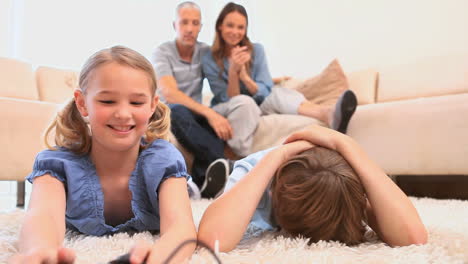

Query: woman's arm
285 125 428 246
10 175 74 264
131 177 196 264
241 44 272 104
227 46 250 97
197 141 314 252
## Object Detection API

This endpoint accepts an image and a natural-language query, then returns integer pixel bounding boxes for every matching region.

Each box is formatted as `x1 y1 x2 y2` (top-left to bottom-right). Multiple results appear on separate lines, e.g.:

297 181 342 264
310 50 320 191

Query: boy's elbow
407 227 428 245
390 226 428 247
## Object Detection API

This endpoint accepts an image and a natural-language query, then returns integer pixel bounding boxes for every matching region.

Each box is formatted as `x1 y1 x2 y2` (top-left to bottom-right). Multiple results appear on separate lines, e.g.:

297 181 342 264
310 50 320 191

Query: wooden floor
395 175 468 200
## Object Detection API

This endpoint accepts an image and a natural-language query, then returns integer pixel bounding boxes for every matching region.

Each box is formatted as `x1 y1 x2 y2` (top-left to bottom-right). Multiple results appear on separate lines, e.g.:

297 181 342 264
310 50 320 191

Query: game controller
108 253 147 264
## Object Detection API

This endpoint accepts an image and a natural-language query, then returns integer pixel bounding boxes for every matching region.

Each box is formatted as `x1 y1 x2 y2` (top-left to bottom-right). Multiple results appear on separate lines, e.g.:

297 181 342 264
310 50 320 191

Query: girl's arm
285 125 428 246
10 175 74 264
131 177 196 264
197 140 314 252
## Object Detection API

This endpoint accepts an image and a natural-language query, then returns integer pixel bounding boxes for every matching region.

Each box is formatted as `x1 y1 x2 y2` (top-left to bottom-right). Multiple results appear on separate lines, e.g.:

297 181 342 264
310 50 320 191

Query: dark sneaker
331 90 358 134
187 178 201 200
201 158 230 198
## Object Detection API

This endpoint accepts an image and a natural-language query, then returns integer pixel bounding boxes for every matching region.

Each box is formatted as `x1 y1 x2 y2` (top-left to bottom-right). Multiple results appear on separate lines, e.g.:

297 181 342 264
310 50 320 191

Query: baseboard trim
395 175 468 200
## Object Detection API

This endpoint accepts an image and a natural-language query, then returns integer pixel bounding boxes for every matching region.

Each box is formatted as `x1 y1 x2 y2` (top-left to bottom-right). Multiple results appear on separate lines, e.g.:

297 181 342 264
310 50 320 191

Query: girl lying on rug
10 46 196 264
198 123 428 252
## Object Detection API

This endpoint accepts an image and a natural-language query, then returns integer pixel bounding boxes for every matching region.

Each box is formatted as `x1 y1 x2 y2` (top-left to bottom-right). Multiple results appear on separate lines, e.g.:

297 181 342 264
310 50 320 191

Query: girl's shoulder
29 148 90 184
35 147 88 165
139 139 185 164
138 139 189 181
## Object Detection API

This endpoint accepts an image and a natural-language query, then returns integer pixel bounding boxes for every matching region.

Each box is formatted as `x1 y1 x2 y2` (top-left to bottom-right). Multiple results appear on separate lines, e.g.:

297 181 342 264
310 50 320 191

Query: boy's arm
285 125 428 246
11 175 74 264
130 177 196 264
197 141 314 252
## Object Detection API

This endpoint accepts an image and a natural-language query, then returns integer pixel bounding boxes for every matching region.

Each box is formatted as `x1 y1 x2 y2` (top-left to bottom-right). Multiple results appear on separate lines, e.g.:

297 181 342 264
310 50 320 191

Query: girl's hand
129 240 151 264
284 124 348 151
9 247 75 264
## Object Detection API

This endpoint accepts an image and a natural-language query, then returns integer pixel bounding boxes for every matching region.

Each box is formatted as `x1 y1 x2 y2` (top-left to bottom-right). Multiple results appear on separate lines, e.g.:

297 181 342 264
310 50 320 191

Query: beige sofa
1 54 467 206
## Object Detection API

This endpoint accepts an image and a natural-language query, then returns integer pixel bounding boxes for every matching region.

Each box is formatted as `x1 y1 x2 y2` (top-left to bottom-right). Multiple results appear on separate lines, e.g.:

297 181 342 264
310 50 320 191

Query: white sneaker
187 178 201 200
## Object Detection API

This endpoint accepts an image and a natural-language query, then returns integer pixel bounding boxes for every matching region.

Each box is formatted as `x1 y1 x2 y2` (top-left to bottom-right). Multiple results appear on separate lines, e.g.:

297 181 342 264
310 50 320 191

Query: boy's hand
284 124 347 151
277 140 315 163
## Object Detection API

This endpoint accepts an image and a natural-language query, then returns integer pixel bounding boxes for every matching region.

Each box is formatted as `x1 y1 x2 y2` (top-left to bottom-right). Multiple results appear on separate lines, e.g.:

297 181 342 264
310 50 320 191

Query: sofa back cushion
36 66 78 103
0 57 38 100
346 68 378 105
377 53 468 102
281 62 377 106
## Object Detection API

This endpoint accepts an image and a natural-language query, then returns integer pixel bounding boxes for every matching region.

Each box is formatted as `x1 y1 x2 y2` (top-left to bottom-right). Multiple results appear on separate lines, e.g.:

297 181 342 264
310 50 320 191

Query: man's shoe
331 90 358 134
201 158 230 198
187 178 201 200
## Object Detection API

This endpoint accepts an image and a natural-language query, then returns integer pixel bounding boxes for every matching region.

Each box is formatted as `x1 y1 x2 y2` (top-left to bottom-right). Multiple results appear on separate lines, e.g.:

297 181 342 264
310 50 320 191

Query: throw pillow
288 59 349 106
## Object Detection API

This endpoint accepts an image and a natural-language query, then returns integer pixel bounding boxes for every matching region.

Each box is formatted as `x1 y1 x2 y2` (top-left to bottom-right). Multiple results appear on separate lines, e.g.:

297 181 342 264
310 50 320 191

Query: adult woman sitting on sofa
202 2 357 138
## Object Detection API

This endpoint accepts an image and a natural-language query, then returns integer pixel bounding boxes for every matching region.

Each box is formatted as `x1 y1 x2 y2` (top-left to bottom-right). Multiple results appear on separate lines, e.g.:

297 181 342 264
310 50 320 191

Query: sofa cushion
250 114 323 153
377 53 468 102
346 68 378 105
36 66 78 103
0 57 38 100
283 59 349 106
0 98 61 181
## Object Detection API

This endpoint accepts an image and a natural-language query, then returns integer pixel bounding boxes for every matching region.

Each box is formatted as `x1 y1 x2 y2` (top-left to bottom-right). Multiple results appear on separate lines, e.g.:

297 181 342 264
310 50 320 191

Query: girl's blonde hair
45 45 170 154
271 147 368 246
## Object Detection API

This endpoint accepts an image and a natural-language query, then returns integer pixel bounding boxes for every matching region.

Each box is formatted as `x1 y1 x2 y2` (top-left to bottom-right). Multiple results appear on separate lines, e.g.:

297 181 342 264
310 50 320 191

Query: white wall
6 0 468 76
0 0 13 57
254 0 468 77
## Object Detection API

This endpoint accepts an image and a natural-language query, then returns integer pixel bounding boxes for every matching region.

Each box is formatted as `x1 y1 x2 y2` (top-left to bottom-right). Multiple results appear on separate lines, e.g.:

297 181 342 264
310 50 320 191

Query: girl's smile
75 61 157 153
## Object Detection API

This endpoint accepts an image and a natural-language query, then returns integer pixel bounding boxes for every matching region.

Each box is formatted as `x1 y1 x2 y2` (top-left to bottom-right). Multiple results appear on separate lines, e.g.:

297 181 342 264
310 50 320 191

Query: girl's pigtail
145 101 171 143
44 98 91 154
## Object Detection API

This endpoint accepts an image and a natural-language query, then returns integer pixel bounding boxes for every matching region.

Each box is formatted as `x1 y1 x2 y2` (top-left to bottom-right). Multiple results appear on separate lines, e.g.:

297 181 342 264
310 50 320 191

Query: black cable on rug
162 239 222 264
107 238 222 264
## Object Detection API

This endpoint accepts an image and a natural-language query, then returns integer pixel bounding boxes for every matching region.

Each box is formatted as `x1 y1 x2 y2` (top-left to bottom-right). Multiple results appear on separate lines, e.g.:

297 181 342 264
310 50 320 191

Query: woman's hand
272 76 291 85
9 247 75 264
284 124 348 151
229 46 250 74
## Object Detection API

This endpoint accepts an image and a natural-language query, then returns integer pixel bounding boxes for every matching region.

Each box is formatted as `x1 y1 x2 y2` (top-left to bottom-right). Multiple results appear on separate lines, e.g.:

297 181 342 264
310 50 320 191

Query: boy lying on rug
198 124 428 252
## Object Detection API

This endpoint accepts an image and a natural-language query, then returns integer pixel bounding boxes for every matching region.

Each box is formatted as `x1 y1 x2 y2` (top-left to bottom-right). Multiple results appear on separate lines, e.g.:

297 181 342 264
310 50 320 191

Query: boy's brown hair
270 146 367 245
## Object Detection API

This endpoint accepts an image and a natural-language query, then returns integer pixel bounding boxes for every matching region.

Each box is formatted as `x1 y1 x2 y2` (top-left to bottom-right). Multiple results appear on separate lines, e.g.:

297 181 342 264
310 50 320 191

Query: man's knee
170 104 193 120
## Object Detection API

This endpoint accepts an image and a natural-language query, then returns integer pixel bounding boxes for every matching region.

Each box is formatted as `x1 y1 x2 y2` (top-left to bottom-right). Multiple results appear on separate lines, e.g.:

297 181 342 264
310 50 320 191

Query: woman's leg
297 101 331 124
299 90 358 133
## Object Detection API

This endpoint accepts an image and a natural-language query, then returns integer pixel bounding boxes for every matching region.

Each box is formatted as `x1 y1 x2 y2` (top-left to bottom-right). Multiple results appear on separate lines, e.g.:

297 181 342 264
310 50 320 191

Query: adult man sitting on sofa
152 2 232 198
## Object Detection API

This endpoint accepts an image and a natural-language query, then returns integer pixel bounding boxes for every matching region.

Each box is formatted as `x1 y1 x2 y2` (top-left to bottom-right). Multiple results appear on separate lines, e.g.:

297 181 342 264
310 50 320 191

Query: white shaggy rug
1 197 467 264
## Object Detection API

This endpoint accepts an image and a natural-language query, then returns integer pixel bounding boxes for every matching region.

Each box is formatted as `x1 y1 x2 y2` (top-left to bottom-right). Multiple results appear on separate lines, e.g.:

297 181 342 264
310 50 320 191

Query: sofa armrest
0 98 61 181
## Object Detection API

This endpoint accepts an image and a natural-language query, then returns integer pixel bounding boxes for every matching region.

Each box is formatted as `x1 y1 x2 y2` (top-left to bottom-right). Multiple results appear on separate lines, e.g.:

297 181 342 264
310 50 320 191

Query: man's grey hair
175 1 201 21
